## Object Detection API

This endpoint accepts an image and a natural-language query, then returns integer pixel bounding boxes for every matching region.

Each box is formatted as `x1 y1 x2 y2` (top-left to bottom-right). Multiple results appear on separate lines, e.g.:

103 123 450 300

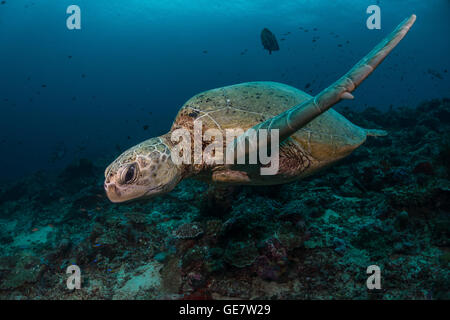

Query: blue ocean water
0 0 449 180
1 1 450 301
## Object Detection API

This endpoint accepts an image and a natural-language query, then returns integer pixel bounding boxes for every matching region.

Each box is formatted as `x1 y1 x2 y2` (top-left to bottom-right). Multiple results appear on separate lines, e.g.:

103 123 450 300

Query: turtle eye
121 163 137 184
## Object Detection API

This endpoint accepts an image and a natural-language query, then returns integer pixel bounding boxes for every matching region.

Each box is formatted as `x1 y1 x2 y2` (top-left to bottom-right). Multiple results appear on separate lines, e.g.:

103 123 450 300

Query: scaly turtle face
104 137 181 203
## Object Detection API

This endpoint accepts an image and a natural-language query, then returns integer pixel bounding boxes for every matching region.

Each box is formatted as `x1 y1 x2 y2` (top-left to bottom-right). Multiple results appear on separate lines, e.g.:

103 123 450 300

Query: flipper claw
341 92 354 100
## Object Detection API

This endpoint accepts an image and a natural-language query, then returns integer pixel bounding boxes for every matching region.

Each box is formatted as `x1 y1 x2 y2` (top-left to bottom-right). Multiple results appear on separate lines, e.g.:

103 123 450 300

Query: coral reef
0 98 449 300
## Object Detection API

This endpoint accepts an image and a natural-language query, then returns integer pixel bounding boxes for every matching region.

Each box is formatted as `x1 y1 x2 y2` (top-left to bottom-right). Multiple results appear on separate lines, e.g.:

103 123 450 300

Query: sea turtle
104 15 416 203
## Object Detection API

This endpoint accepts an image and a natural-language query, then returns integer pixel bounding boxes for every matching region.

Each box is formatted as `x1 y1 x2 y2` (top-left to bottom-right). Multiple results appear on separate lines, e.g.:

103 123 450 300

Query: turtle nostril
105 183 121 197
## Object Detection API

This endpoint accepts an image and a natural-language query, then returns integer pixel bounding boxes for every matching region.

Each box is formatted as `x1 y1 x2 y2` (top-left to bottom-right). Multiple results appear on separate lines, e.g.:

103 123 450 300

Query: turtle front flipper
229 15 416 161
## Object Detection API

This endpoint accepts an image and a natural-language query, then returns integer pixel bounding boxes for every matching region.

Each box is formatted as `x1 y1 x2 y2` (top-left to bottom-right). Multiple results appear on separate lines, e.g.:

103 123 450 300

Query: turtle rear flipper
366 129 388 137
230 15 415 160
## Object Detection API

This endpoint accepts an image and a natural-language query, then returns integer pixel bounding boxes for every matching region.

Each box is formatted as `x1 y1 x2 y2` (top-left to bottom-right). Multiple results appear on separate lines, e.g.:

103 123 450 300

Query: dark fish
428 68 443 80
261 28 279 55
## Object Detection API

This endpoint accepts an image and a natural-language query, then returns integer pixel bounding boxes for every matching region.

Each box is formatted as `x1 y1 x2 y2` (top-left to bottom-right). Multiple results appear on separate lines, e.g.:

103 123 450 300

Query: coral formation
0 98 449 299
173 223 204 240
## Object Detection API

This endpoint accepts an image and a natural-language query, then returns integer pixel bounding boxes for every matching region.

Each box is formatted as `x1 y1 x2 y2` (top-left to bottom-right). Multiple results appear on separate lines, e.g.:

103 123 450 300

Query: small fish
427 68 443 79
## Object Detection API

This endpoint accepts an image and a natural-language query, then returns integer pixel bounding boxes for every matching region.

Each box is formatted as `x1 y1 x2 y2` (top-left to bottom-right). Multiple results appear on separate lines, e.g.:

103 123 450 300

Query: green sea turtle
104 15 416 203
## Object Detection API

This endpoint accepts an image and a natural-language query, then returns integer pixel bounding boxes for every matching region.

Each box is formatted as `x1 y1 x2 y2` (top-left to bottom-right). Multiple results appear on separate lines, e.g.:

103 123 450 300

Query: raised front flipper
228 14 416 161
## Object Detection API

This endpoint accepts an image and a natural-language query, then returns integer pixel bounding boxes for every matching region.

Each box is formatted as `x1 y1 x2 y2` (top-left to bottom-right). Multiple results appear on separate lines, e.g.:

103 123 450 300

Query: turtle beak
104 182 123 203
104 177 154 203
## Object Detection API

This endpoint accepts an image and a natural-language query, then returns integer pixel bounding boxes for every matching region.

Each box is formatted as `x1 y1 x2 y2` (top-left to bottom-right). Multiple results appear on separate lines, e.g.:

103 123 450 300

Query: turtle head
104 137 182 203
